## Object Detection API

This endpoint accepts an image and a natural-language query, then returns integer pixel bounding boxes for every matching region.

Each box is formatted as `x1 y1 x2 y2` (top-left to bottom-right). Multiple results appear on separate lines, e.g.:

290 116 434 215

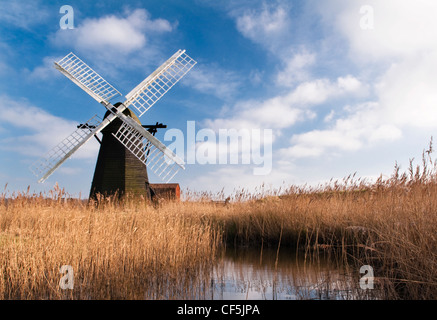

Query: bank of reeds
180 144 437 299
1 145 437 299
0 190 220 299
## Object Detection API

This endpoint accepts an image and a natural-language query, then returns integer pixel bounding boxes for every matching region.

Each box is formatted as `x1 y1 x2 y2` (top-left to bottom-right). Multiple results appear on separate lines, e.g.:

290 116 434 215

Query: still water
203 247 374 300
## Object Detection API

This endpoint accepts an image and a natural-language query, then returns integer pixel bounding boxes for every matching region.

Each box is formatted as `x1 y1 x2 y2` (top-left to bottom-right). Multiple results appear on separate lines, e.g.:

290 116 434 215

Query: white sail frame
55 52 121 104
112 115 184 183
31 50 195 183
124 50 196 117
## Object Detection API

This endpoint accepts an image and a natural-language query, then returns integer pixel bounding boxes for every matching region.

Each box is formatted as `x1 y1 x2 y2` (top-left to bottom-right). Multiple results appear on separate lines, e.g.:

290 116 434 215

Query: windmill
29 50 196 200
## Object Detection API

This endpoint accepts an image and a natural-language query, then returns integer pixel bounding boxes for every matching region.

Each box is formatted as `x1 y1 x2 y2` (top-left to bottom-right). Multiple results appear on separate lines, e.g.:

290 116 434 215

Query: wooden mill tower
89 105 151 200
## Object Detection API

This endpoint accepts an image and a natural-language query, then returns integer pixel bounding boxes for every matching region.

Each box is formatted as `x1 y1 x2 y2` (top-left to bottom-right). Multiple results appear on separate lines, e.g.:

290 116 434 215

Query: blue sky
1 0 437 198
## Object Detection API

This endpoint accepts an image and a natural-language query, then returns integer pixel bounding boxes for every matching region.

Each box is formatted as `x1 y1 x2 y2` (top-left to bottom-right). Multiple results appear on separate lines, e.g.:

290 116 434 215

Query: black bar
77 124 97 129
142 124 167 129
1 300 434 319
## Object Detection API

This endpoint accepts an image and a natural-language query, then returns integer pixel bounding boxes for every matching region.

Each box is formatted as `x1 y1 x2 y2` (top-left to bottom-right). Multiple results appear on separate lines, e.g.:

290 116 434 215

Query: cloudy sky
1 0 437 197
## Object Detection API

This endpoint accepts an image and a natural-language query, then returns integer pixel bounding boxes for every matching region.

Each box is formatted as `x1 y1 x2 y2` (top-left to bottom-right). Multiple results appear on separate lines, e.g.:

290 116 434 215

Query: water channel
203 247 377 300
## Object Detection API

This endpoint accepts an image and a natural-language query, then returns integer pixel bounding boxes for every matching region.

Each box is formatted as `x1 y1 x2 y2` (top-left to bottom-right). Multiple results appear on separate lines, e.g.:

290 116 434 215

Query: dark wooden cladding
89 105 151 200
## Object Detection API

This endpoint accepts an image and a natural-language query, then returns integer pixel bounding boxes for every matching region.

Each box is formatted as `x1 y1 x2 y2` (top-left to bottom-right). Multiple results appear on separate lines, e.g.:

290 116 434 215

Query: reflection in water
204 247 376 300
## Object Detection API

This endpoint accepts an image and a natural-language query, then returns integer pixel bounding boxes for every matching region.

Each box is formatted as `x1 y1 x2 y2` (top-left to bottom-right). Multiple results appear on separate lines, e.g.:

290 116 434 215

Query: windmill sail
30 110 125 183
31 50 195 184
54 52 121 105
112 118 184 183
124 49 196 117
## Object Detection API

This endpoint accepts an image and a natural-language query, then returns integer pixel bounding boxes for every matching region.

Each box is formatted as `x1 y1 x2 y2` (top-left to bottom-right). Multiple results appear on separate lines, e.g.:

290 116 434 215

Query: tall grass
1 143 437 299
0 189 220 299
182 142 437 299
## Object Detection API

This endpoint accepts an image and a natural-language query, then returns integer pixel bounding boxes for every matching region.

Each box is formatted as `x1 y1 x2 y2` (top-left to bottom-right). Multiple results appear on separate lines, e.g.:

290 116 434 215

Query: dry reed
1 142 437 299
181 141 437 299
0 189 220 299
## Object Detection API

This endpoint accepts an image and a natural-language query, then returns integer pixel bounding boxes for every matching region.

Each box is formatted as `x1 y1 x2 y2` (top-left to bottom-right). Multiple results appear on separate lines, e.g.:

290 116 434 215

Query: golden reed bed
1 146 437 299
0 193 220 299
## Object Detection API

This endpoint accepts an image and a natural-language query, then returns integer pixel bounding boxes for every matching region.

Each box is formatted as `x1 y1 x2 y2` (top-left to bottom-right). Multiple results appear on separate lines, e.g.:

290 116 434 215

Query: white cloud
43 8 176 81
223 2 367 139
319 1 437 129
235 3 291 49
198 72 366 174
52 9 173 55
204 98 300 132
282 101 403 159
232 2 310 88
182 64 242 100
276 50 316 86
324 0 437 61
286 76 365 107
368 124 403 143
281 0 437 160
324 110 335 123
25 56 63 80
0 95 98 159
0 0 49 29
204 75 364 134
375 53 437 128
337 75 363 92
280 144 324 159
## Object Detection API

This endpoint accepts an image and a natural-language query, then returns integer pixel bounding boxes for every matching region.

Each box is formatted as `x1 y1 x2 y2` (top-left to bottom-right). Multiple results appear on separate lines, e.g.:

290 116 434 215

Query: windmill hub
101 103 140 134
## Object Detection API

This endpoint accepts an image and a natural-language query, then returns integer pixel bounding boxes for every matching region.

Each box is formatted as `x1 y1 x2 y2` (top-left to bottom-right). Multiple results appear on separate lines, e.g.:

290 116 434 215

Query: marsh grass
180 140 437 299
0 188 220 299
1 143 437 299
